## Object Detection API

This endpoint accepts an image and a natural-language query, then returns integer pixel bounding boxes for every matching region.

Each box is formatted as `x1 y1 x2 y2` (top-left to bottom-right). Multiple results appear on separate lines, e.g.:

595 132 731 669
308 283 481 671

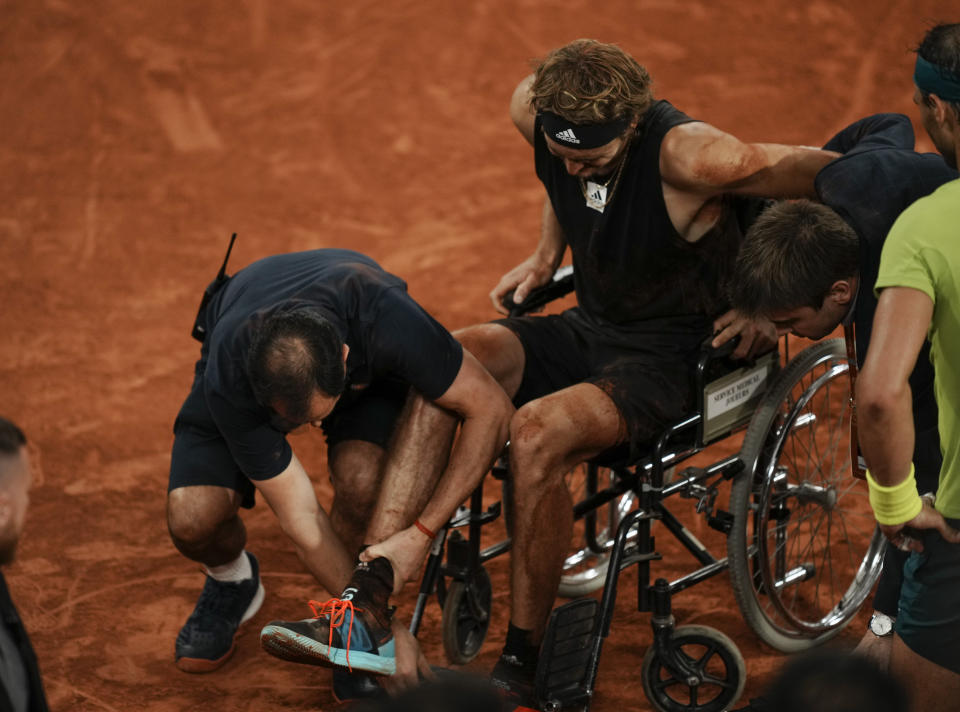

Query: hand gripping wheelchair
408 266 884 712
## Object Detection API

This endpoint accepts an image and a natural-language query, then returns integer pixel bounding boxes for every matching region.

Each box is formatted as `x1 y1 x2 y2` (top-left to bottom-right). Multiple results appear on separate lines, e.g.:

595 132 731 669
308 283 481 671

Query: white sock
205 551 253 582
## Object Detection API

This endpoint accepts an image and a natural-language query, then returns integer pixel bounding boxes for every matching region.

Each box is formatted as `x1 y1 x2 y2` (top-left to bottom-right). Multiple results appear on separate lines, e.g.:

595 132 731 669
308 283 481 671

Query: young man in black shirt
403 39 839 704
728 112 957 677
731 26 960 711
168 249 512 689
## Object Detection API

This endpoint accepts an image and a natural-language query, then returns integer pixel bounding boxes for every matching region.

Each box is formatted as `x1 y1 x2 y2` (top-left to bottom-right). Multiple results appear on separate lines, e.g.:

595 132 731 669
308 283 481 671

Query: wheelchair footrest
535 598 599 711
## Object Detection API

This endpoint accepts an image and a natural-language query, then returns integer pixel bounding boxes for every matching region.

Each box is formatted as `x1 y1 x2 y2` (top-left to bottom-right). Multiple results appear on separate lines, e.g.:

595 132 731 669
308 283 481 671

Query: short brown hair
530 39 654 124
246 309 345 422
729 200 859 316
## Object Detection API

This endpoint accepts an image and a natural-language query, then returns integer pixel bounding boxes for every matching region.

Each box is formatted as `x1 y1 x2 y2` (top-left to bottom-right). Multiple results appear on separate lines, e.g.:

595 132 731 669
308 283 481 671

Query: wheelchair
408 266 884 712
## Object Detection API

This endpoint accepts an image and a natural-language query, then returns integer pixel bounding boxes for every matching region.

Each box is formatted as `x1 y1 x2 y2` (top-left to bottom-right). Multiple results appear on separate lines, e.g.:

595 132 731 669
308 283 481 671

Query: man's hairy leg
891 634 960 712
328 440 386 559
364 393 456 545
363 323 525 584
508 383 625 641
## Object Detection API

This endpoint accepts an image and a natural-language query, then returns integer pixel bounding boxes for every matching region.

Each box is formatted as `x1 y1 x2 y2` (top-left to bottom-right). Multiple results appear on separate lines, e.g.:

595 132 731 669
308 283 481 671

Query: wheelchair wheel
441 566 492 665
558 463 636 598
728 338 885 652
641 625 745 712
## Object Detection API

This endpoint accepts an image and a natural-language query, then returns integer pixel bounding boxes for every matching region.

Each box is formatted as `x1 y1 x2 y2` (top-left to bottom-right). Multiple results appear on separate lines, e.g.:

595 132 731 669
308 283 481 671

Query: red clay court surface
1 1 956 709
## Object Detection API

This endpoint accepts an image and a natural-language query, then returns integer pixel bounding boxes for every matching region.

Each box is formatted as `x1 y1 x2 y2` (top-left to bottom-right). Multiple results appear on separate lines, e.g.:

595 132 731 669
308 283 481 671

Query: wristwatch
868 612 895 637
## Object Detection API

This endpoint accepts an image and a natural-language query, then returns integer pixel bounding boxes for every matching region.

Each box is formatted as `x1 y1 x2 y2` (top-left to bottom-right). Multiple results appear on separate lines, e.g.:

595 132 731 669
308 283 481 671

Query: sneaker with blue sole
260 557 395 675
175 551 265 673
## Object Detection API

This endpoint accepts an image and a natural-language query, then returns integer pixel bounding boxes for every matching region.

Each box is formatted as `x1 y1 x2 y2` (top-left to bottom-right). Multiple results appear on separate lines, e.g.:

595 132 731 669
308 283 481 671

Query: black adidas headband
539 111 631 149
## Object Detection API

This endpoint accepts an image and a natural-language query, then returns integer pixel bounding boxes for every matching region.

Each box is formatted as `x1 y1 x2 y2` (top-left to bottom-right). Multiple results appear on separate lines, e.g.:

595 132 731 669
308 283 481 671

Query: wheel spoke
654 675 679 692
694 642 718 667
701 673 737 689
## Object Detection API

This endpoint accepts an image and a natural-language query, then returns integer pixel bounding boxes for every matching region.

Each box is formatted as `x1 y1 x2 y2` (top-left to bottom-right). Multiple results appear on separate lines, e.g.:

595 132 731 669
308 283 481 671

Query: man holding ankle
168 248 511 694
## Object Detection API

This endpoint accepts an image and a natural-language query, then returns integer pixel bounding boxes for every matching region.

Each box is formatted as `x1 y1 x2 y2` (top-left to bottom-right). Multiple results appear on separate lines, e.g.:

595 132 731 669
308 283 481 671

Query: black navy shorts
895 515 960 673
496 307 710 465
169 360 407 508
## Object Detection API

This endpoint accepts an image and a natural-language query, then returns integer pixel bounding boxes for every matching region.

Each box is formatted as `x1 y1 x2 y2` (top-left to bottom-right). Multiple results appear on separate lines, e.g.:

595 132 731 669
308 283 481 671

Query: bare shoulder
510 74 537 147
659 121 748 191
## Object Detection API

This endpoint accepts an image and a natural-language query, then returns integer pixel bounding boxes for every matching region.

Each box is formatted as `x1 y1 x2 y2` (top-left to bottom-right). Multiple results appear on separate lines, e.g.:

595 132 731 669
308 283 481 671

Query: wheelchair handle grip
702 333 740 359
501 266 575 317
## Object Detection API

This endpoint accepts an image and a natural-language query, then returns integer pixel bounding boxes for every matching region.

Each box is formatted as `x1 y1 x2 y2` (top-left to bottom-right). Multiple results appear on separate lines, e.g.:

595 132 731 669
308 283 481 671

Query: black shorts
319 377 409 449
496 307 710 464
168 360 407 508
895 516 960 673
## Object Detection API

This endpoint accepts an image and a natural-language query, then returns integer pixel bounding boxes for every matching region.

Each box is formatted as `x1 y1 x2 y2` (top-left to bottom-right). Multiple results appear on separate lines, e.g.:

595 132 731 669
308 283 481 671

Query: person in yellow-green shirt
857 22 960 712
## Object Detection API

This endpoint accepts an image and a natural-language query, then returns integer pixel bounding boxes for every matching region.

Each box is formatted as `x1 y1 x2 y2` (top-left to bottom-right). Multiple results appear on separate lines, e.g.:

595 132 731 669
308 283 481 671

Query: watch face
870 613 894 636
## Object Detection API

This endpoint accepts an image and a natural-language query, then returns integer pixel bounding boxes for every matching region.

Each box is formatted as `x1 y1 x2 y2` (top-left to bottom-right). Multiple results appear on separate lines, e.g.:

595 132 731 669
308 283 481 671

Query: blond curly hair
530 39 654 124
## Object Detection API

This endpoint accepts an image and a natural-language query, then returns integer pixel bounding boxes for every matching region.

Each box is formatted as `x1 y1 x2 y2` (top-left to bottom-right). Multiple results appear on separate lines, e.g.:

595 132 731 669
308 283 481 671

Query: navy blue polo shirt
196 249 463 480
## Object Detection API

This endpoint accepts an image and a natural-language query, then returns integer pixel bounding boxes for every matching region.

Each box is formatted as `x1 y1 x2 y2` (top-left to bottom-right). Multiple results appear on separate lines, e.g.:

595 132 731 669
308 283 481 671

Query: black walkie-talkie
191 233 237 343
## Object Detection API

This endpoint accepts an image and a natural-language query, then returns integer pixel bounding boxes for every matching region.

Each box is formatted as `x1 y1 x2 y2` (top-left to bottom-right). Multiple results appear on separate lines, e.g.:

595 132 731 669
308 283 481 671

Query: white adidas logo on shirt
555 128 580 144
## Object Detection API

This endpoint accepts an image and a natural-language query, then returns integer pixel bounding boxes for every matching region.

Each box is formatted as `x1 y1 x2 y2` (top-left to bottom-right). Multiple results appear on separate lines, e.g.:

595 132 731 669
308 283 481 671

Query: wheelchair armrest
502 265 575 317
699 333 780 370
695 334 767 395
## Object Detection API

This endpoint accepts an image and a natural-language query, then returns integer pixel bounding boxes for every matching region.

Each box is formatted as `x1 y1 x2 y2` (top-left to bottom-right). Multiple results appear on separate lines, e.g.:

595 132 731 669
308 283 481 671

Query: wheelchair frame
409 267 884 712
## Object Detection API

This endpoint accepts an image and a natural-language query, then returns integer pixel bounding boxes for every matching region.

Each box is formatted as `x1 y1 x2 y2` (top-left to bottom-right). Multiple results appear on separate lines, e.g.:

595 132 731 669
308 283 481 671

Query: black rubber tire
727 339 884 652
641 625 746 712
441 566 492 665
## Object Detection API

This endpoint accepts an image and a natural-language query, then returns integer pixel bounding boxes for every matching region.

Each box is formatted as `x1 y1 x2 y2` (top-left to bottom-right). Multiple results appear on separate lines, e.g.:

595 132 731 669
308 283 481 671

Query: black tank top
534 100 744 326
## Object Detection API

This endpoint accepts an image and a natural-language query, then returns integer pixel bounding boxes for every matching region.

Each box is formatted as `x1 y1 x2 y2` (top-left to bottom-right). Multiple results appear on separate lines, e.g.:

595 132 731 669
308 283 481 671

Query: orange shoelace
308 598 365 670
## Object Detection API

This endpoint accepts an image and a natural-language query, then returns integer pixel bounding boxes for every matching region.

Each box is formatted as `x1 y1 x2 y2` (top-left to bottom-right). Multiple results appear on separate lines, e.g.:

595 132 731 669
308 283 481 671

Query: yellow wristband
866 463 923 526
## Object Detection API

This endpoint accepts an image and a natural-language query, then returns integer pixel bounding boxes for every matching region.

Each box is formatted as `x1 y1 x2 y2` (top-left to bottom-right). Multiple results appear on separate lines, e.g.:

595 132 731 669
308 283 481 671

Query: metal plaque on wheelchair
700 348 779 443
